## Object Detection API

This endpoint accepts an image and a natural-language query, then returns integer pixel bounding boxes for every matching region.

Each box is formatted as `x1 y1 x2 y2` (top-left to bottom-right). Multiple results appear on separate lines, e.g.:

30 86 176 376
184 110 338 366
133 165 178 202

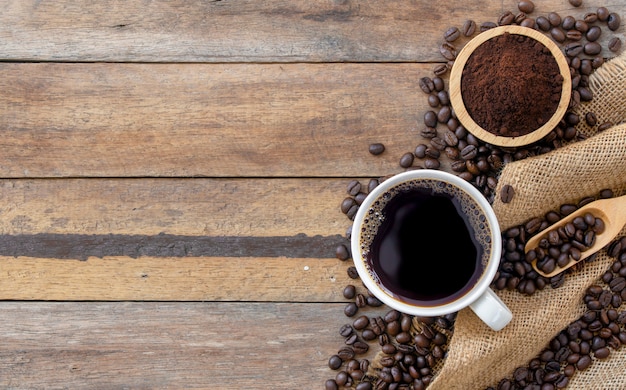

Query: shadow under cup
352 170 502 318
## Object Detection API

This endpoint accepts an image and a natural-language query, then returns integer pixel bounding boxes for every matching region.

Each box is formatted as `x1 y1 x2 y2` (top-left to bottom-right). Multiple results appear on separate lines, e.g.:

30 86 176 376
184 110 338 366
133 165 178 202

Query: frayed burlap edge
428 247 620 390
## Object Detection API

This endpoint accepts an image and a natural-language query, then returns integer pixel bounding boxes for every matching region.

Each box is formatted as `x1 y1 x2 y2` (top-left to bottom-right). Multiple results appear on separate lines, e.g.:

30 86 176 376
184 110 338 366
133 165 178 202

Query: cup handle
469 288 512 331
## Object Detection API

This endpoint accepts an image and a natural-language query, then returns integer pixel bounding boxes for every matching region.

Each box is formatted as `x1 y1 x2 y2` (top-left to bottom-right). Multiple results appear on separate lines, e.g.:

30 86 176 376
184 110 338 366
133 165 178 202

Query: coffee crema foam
359 179 492 287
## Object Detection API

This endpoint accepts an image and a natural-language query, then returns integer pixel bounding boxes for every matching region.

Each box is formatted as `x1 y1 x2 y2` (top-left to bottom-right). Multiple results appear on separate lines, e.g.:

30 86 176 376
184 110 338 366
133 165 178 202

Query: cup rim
350 170 502 316
449 25 572 148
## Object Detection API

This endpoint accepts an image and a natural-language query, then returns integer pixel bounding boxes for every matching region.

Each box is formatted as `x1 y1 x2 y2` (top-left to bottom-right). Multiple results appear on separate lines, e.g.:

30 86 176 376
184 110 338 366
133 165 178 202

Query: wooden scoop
526 195 626 278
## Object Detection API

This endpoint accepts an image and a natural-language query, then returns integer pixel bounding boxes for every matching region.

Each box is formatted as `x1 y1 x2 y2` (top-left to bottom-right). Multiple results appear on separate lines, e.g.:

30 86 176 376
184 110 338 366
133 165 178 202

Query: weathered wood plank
0 178 360 301
0 302 380 388
0 178 352 237
0 1 621 63
0 63 423 178
0 0 504 62
0 257 353 302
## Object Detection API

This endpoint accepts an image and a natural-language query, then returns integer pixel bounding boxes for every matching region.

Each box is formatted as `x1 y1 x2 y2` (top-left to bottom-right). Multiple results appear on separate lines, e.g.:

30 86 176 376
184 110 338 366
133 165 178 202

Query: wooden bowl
449 25 571 148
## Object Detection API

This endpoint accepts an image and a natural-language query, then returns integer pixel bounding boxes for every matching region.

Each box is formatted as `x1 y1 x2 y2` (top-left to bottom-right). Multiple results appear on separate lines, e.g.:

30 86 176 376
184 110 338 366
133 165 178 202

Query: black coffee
362 182 488 306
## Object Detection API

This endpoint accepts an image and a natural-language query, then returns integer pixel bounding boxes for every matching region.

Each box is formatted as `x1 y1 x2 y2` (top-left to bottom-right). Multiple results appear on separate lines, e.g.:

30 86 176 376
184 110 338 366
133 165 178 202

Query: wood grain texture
0 257 353 301
0 0 503 62
0 178 353 237
0 178 356 301
0 0 620 63
0 302 385 388
0 63 423 178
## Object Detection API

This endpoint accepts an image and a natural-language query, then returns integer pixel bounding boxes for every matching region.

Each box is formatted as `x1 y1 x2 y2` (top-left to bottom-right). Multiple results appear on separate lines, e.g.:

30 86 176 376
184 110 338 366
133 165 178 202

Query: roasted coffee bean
361 329 376 341
329 354 343 370
451 160 466 172
347 180 361 196
347 266 359 279
610 277 626 292
424 111 438 128
598 122 614 132
420 127 438 139
343 284 356 299
514 12 527 25
367 295 383 307
579 60 593 76
352 341 369 354
344 302 358 317
325 379 339 390
520 18 536 28
424 158 440 170
550 27 566 43
414 144 428 158
568 0 582 6
536 16 551 31
439 42 457 61
369 143 385 155
354 192 366 205
437 106 451 123
566 30 582 40
437 90 450 105
355 381 372 390
607 13 621 31
609 37 622 53
584 42 602 56
444 27 461 42
399 152 414 168
336 371 350 386
548 12 562 27
353 315 369 330
430 137 446 151
433 64 448 76
578 86 595 102
355 293 367 308
498 11 515 26
574 20 589 33
562 16 576 30
442 129 458 146
480 21 498 31
462 19 477 36
460 144 478 160
594 347 610 359
427 94 441 108
336 244 350 261
341 198 356 214
584 12 598 23
367 178 379 193
338 346 355 360
585 25 602 42
565 42 583 57
525 217 543 234
597 7 610 22
418 77 435 94
500 184 515 203
518 0 535 13
340 324 354 338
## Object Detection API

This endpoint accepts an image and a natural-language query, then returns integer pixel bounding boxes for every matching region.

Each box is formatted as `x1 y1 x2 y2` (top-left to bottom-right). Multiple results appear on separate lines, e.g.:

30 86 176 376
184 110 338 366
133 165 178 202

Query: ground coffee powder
461 32 562 137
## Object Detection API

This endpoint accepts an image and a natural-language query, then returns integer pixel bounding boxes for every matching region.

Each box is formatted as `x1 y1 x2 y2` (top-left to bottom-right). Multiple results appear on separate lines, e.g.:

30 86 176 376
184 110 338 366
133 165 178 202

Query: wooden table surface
0 1 624 388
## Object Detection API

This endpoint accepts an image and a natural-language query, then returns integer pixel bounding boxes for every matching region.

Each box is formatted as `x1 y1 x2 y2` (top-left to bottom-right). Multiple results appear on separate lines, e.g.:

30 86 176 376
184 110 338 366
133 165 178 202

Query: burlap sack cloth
428 52 626 389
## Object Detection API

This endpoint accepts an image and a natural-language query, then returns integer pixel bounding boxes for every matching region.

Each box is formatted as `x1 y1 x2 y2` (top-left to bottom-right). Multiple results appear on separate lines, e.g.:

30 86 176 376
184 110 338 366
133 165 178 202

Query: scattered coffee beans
527 212 605 275
329 2 624 387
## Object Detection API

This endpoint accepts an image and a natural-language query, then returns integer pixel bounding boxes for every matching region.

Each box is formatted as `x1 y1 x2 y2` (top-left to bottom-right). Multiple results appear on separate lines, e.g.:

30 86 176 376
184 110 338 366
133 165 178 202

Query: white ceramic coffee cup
351 170 512 331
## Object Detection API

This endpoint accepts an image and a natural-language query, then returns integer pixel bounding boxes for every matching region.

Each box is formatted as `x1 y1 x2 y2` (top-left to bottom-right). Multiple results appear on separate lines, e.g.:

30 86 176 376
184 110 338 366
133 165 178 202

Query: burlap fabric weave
428 52 626 389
